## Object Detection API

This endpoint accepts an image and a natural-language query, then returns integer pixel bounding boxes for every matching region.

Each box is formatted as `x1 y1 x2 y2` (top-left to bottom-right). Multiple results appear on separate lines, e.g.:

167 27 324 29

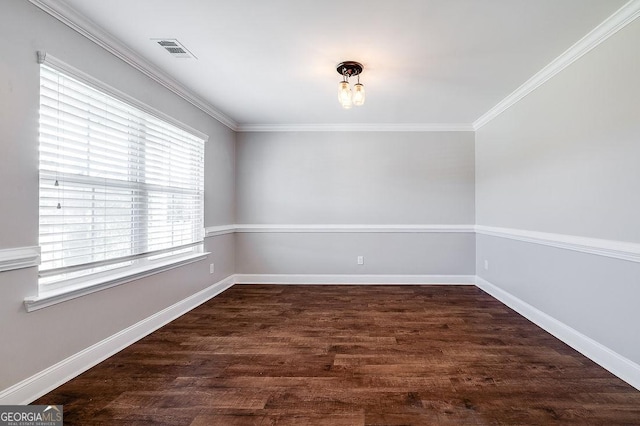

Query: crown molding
29 0 640 134
237 123 474 132
28 0 238 131
473 0 640 130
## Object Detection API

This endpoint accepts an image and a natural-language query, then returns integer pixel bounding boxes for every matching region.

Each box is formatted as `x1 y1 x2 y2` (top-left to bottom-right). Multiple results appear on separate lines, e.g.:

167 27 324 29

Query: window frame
27 52 210 312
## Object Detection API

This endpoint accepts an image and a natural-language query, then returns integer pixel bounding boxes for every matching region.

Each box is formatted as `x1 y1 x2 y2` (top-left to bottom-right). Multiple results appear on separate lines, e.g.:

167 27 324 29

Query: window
38 56 206 293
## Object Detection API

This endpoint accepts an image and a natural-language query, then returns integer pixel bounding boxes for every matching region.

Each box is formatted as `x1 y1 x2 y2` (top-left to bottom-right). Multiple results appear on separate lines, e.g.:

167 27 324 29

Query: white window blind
38 63 205 286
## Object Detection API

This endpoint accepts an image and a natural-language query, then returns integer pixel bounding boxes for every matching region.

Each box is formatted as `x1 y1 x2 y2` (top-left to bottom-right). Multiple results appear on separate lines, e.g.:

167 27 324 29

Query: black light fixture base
336 61 363 77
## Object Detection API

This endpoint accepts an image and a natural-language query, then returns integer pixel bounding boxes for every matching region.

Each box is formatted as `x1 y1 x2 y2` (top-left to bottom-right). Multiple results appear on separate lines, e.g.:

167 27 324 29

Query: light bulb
338 81 352 109
352 83 365 106
341 95 353 109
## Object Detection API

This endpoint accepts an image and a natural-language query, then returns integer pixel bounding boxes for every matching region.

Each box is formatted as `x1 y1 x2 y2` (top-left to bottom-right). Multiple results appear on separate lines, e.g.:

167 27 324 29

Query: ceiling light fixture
337 61 365 109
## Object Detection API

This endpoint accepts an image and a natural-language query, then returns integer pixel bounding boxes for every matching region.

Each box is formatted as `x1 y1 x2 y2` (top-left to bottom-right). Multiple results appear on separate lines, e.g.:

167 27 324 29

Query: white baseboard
0 275 235 405
475 276 640 391
234 274 476 285
0 273 469 404
4 273 638 404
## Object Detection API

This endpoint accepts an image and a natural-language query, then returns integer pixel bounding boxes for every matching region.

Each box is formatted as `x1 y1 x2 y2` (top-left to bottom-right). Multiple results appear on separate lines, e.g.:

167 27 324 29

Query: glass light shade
338 81 352 109
352 83 365 106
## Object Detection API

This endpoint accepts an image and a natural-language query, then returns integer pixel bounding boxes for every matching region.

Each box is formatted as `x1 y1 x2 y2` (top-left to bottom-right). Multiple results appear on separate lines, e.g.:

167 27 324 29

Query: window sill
24 251 210 312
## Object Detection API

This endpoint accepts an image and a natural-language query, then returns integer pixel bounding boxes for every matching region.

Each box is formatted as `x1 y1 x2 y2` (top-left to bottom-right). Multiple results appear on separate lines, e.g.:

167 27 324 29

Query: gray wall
9 0 636 396
237 131 475 224
236 131 475 274
0 1 235 390
238 232 475 275
476 19 640 363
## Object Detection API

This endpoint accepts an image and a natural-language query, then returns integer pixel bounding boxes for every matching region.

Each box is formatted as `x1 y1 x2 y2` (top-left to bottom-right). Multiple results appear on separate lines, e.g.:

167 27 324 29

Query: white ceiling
50 0 626 128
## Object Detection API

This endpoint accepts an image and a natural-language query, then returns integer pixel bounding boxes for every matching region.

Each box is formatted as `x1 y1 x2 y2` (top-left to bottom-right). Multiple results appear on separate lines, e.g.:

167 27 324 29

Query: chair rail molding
0 246 41 272
206 224 639 263
476 225 640 263
206 224 475 237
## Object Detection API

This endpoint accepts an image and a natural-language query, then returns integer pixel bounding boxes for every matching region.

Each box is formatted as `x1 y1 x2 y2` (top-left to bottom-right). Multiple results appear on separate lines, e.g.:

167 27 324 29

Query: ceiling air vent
152 39 197 59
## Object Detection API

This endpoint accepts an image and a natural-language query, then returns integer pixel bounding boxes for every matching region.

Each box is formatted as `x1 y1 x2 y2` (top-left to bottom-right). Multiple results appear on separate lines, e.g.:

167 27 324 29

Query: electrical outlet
484 260 489 270
209 263 215 274
357 256 364 265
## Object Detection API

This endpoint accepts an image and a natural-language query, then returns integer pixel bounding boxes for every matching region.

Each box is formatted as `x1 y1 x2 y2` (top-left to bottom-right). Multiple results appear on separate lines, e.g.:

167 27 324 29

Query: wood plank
33 285 640 424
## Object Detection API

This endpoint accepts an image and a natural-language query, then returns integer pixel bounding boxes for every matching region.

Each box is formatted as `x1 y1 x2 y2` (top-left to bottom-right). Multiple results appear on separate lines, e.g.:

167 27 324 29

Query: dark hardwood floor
34 285 640 425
